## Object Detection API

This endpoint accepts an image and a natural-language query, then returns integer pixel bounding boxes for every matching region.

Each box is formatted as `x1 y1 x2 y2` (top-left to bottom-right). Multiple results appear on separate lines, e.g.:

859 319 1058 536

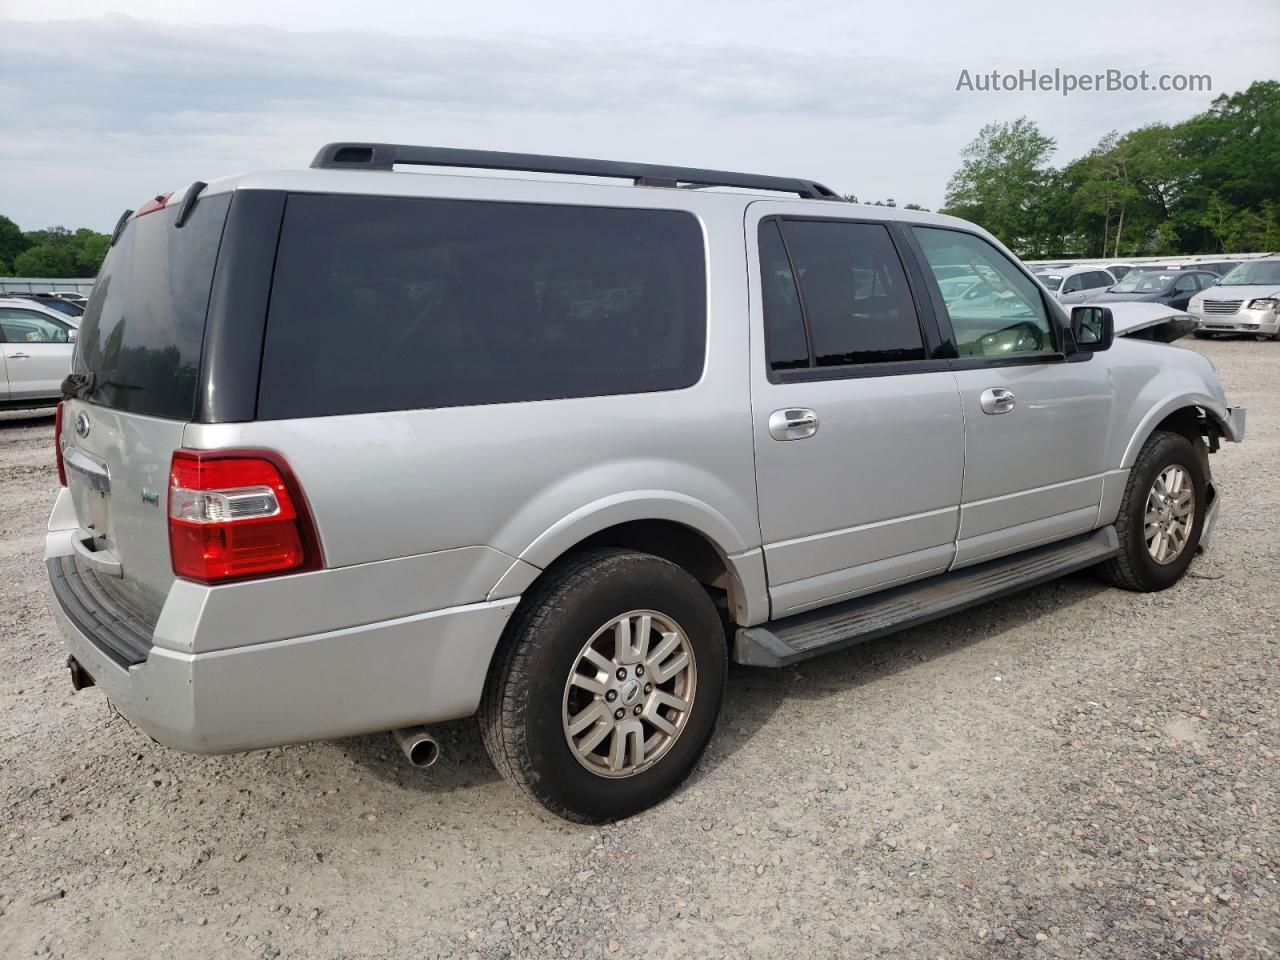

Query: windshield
1035 273 1063 291
1113 272 1176 293
1218 260 1280 286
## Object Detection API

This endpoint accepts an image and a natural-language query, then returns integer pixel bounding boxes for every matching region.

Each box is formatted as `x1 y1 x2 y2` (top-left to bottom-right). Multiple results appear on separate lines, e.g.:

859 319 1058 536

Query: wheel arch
1119 393 1235 469
488 495 768 628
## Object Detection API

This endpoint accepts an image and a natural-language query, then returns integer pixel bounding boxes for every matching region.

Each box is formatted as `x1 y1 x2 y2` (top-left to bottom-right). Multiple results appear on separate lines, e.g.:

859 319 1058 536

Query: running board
734 527 1119 668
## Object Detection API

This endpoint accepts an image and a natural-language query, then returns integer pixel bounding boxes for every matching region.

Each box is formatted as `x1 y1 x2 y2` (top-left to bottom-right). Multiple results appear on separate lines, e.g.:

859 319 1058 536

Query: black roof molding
310 142 842 200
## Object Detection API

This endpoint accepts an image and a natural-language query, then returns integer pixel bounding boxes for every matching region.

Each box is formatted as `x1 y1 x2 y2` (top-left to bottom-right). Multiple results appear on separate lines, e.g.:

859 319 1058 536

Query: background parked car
0 297 77 407
1183 260 1243 276
1033 265 1116 303
15 293 85 318
1103 263 1134 280
1088 269 1219 311
1188 256 1280 340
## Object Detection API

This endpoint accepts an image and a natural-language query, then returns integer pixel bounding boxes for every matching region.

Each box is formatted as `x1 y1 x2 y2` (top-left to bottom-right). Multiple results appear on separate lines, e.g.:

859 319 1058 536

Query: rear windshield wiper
61 372 95 400
61 372 146 400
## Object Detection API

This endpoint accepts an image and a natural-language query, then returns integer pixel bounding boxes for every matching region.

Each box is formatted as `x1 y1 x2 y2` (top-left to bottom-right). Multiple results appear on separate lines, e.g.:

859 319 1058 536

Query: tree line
939 80 1279 260
0 216 110 278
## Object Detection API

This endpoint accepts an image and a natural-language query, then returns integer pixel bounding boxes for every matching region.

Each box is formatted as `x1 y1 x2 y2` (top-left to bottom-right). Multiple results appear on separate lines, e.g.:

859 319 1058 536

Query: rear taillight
54 402 67 486
168 449 322 583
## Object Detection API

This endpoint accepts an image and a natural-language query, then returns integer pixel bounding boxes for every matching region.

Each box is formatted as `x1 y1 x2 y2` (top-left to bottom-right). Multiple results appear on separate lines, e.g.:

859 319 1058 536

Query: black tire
479 548 726 823
1096 430 1206 592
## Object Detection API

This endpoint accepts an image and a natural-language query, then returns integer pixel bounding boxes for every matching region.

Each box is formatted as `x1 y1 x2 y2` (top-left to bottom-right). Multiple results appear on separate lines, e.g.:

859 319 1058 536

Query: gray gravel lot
1 338 1276 959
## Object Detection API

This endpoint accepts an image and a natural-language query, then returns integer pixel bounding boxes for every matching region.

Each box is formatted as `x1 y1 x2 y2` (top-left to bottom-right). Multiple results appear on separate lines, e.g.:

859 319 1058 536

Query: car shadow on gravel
343 572 1109 798
0 409 56 428
691 572 1111 782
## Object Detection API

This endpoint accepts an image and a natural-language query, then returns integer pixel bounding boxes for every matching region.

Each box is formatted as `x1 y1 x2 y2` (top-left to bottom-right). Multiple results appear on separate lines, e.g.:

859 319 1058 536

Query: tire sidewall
517 554 726 822
1123 434 1207 590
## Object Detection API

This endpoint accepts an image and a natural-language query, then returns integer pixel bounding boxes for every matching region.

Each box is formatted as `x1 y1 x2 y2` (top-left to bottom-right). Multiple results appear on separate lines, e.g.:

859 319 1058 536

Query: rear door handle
8 352 30 359
979 387 1016 415
768 408 819 441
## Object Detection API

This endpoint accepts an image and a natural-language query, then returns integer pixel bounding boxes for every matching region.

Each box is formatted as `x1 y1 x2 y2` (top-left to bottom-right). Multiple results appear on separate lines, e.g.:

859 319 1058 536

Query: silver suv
47 143 1245 822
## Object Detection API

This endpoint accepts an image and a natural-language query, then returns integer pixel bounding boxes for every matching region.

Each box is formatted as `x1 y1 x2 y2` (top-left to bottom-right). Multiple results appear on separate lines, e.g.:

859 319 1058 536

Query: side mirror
67 328 78 343
1071 305 1114 352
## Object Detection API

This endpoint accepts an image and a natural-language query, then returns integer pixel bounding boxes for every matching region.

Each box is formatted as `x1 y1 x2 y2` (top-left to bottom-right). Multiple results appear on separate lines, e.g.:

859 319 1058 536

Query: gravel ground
1 337 1276 960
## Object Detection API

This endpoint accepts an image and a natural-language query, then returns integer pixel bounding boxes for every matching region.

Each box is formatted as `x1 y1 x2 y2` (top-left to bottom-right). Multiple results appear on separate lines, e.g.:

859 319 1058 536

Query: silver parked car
48 144 1245 822
1188 257 1280 339
1033 264 1117 303
0 296 77 408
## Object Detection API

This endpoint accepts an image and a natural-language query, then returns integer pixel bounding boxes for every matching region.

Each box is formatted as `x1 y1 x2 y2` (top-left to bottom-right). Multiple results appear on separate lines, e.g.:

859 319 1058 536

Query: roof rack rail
310 142 842 200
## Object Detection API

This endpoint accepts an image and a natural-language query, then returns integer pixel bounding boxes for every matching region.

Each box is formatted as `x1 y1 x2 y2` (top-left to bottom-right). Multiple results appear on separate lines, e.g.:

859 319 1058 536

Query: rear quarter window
257 194 707 419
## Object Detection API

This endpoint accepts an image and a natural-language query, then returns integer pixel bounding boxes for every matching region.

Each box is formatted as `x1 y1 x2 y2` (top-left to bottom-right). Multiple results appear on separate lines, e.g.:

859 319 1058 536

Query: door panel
0 308 74 401
0 351 8 401
2 342 73 399
755 374 965 613
908 226 1114 566
746 206 965 618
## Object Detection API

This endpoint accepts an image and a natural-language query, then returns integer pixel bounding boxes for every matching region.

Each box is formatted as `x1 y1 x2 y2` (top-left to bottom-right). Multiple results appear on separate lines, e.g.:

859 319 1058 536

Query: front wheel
1096 430 1206 592
479 549 726 822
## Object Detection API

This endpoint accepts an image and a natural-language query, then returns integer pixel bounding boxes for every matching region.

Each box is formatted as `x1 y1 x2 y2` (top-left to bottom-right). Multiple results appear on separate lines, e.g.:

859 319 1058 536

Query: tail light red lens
168 449 322 583
54 402 67 487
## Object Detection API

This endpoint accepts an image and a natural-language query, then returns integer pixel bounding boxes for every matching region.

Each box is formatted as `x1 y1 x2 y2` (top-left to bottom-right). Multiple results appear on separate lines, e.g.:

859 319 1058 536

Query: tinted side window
1062 274 1084 293
912 227 1055 358
778 220 925 366
0 309 71 343
758 220 809 371
258 195 706 419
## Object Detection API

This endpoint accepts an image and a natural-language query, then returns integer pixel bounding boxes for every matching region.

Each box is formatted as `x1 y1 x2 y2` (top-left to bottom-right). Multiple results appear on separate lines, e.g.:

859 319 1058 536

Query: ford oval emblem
74 412 91 438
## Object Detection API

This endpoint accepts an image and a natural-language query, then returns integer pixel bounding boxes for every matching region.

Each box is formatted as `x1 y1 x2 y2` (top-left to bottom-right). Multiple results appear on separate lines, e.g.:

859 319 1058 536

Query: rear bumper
47 532 518 754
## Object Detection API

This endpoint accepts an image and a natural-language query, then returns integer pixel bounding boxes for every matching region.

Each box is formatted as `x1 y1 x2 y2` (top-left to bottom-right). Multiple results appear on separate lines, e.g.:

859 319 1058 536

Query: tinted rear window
779 219 925 366
257 194 706 419
73 195 230 419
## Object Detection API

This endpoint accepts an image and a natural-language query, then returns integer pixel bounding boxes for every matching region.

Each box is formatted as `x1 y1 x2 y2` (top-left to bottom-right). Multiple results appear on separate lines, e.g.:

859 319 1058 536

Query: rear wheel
479 548 726 822
1096 430 1206 592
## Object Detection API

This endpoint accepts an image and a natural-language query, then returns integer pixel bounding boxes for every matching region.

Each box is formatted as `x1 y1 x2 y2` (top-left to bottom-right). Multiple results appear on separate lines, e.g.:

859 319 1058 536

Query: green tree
13 244 78 277
940 117 1057 256
0 215 27 269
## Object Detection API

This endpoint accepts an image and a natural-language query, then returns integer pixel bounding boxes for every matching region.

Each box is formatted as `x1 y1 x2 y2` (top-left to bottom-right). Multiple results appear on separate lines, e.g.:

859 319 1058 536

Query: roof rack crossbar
310 142 841 200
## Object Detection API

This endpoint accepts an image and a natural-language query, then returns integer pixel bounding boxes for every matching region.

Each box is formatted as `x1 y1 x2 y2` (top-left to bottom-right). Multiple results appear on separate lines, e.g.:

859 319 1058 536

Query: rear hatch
60 192 231 622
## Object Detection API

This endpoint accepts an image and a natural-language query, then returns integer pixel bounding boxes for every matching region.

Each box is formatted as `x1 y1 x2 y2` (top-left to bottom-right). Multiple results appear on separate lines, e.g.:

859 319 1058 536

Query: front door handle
768 408 819 441
980 387 1016 415
8 352 30 359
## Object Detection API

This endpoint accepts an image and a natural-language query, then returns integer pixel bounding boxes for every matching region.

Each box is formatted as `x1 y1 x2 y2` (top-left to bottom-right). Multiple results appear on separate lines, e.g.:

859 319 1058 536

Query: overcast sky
1 0 1276 232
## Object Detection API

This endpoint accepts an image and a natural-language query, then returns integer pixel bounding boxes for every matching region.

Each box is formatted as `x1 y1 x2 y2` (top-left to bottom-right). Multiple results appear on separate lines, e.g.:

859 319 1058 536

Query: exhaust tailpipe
392 726 440 768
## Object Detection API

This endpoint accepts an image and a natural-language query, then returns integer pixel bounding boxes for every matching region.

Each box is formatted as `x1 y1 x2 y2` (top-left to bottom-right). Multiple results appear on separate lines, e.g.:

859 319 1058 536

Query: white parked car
1188 257 1280 340
0 296 77 408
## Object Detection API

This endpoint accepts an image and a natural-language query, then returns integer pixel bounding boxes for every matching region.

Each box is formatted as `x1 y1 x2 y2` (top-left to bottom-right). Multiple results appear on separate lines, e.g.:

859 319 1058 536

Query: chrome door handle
768 408 819 441
980 387 1016 415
